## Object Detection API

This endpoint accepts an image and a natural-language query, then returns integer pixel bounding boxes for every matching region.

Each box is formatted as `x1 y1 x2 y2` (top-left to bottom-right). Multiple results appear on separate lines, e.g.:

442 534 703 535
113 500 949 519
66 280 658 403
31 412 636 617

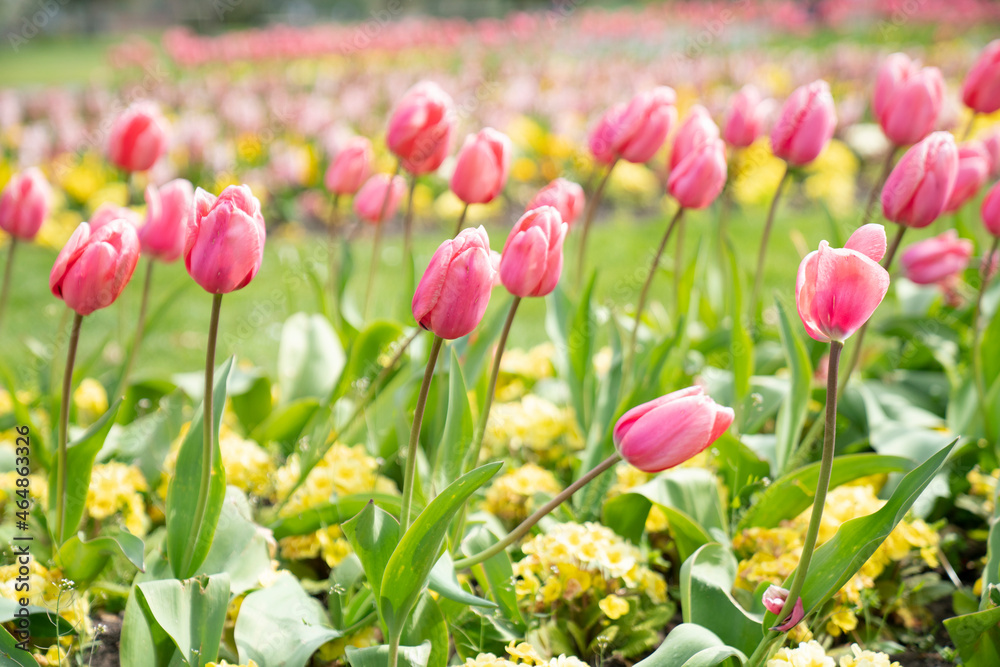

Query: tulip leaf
401 593 449 667
945 605 1000 666
103 390 185 487
230 374 272 434
333 320 407 401
342 501 400 615
58 530 144 587
428 551 497 609
278 312 346 404
195 487 274 596
773 299 813 474
250 397 320 453
463 527 524 627
436 348 475 488
726 245 752 432
634 623 746 667
346 642 431 667
603 493 653 545
270 493 402 540
0 624 39 667
134 573 231 667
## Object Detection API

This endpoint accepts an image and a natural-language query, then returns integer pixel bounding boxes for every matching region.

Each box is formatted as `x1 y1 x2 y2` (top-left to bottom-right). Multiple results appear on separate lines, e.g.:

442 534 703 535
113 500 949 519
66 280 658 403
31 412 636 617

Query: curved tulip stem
974 236 1000 441
403 173 418 274
673 214 686 311
54 312 83 543
400 335 444 532
454 203 469 236
0 238 17 333
576 160 617 288
453 452 621 570
749 166 790 319
862 145 898 226
115 259 155 400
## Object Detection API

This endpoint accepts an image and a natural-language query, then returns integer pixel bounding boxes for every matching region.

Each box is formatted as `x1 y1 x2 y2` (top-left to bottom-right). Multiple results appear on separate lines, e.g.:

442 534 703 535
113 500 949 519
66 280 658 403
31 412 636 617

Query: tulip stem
749 166 790 320
0 238 17 333
973 236 1000 442
454 203 469 236
400 335 444 532
576 160 617 288
328 193 340 319
453 452 622 570
627 207 685 373
115 259 154 401
673 214 686 312
364 165 401 320
862 145 898 226
54 312 83 543
403 173 418 275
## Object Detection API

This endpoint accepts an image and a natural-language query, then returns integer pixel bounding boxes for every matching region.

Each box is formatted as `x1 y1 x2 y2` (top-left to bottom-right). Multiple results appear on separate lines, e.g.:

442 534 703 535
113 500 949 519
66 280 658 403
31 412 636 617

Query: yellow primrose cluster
495 343 556 401
465 641 589 667
86 462 150 536
0 471 48 510
206 661 259 667
513 522 666 614
967 466 998 513
161 424 275 500
482 395 582 465
767 641 900 667
315 625 380 661
72 378 109 426
0 560 91 643
803 140 860 218
484 463 563 524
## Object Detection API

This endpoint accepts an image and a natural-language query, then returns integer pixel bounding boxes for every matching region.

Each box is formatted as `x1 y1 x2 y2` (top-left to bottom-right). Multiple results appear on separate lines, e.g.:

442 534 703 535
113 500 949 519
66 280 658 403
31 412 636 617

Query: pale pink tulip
499 206 567 298
723 85 771 149
185 185 266 294
668 138 727 209
945 141 991 212
873 53 945 146
771 80 837 166
0 168 50 240
589 87 677 165
107 102 169 173
881 131 958 228
900 230 973 285
981 179 1000 236
962 39 1000 114
354 173 406 224
450 128 512 205
526 178 585 227
325 136 373 196
139 178 193 262
387 81 454 175
670 105 720 170
762 586 805 632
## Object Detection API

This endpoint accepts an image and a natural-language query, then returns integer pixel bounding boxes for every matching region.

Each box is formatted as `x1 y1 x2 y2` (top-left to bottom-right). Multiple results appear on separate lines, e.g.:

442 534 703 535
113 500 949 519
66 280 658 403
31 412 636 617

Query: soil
89 612 122 667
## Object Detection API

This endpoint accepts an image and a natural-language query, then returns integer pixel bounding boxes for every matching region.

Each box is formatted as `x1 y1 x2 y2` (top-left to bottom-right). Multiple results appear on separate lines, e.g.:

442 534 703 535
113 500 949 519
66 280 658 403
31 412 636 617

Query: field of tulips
4 2 1000 666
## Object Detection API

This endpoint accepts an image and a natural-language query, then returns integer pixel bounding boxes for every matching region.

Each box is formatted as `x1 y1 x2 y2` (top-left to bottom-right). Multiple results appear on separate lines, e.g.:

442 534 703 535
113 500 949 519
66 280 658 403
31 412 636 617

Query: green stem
403 172 418 274
862 145 898 226
453 452 621 570
673 213 686 311
400 335 444 531
115 259 155 400
576 161 617 288
364 165 401 320
749 166 790 319
328 193 341 321
0 238 17 333
388 635 401 667
973 236 1000 442
54 312 83 543
454 203 469 236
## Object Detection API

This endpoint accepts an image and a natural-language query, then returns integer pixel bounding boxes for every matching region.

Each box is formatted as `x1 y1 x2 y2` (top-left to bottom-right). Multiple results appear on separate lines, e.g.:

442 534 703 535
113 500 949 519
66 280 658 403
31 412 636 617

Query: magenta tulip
526 178 586 227
50 219 140 316
723 85 770 149
0 168 50 241
185 185 266 294
499 206 567 298
945 141 991 213
324 136 373 196
107 102 169 173
613 386 734 473
881 131 959 228
873 53 945 146
981 180 1000 237
412 226 496 339
589 87 677 165
762 586 805 632
354 173 406 224
387 81 455 175
667 138 727 209
900 230 974 285
796 223 891 343
962 39 1000 114
670 104 720 170
139 178 193 263
450 128 512 205
771 80 837 166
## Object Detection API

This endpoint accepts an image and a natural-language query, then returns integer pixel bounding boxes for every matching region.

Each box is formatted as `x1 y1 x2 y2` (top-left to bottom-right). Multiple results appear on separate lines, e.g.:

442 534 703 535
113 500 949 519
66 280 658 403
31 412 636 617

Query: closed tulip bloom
589 87 677 165
499 206 568 298
667 138 727 209
526 178 585 226
412 226 495 339
139 178 193 262
354 173 406 224
613 386 734 473
324 136 373 196
0 167 51 240
387 81 455 175
723 85 770 149
873 53 945 146
981 180 1000 236
900 230 974 285
771 80 837 166
945 141 991 212
50 219 140 316
882 131 959 228
981 130 1000 177
762 586 805 632
89 203 141 230
185 185 266 294
450 128 512 205
107 102 169 173
962 39 1000 114
796 223 891 343
670 105 720 170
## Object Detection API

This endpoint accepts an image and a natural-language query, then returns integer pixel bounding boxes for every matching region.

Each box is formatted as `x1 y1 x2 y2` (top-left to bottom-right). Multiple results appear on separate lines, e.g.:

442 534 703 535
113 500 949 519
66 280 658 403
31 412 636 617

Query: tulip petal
844 223 887 263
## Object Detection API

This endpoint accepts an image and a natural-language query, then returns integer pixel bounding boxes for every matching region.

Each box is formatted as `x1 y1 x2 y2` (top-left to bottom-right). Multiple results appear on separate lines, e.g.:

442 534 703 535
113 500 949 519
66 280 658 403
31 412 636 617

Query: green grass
0 34 126 87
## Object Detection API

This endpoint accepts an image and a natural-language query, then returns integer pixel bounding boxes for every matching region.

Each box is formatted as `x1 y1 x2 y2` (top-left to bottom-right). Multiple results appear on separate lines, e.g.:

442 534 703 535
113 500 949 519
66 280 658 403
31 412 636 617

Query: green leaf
335 320 407 400
773 299 813 474
346 642 431 667
679 543 762 657
0 624 39 667
634 623 746 667
196 487 274 596
380 462 503 643
235 572 342 667
104 390 185 487
436 348 474 488
270 493 402 540
135 573 230 667
982 299 1000 387
342 501 401 612
249 397 321 451
455 295 511 388
231 374 273 434
660 505 716 564
643 468 728 538
983 513 1000 607
602 493 652 545
166 357 233 579
707 433 769 505
49 398 122 544
278 312 346 403
58 531 144 586
945 605 1000 666
402 593 449 667
727 247 752 432
428 551 498 609
579 320 623 493
464 527 525 628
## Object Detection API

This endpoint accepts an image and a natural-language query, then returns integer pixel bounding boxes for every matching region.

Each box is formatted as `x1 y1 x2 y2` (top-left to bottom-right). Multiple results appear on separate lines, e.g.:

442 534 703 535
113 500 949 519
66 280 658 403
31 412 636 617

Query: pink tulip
387 81 454 175
354 173 406 224
980 130 1000 177
900 230 974 285
185 185 266 294
412 226 495 339
723 85 770 149
670 105 720 170
945 141 991 212
981 180 1000 237
962 39 1000 114
107 102 169 173
499 206 568 298
873 53 945 146
589 87 677 165
796 223 891 343
139 178 193 263
50 219 140 316
324 136 373 196
450 128 512 205
89 203 141 230
762 586 805 632
668 138 727 209
771 80 837 166
881 131 959 228
613 386 734 473
0 168 50 240
526 178 585 227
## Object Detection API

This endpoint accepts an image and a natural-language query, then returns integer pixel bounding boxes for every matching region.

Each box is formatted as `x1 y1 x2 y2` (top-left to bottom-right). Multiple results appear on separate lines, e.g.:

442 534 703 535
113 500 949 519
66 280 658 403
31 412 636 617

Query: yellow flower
607 161 659 199
0 561 91 639
767 641 834 667
483 395 581 465
484 463 562 524
838 644 900 667
598 594 630 620
73 378 108 425
803 140 859 218
732 138 785 206
206 661 259 667
825 606 859 637
86 462 150 536
219 432 275 498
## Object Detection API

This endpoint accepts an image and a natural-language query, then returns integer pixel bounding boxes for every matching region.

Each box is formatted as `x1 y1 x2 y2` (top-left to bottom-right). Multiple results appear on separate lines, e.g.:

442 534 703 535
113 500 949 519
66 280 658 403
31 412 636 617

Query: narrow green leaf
196 487 274 596
428 552 497 609
342 502 401 611
334 320 406 401
402 593 449 667
231 375 273 434
58 531 144 586
602 493 652 545
0 624 39 667
773 300 813 474
945 605 1000 666
135 573 230 667
270 493 402 540
278 312 346 404
249 397 320 451
464 527 525 629
436 348 474 488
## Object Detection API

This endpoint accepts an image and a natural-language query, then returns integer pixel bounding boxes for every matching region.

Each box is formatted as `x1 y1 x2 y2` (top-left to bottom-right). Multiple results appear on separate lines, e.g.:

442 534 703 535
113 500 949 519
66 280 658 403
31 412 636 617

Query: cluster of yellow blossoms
495 343 556 401
513 522 666 614
86 462 150 536
966 465 998 513
484 463 562 524
482 395 581 465
0 560 90 662
465 641 588 667
768 641 900 667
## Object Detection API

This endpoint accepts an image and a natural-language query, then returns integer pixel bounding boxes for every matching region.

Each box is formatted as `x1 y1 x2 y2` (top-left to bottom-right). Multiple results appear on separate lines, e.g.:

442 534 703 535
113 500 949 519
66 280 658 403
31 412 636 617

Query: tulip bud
613 386 734 473
670 105 720 170
412 226 496 339
107 101 170 173
881 131 958 228
945 141 991 213
90 203 141 231
723 85 771 149
325 136 374 196
526 178 586 227
981 180 1000 237
387 81 455 175
499 206 568 298
771 80 837 166
762 586 805 632
50 220 140 316
0 167 51 241
450 128 512 205
185 185 266 294
668 138 727 210
962 39 1000 114
873 53 945 146
796 224 891 343
354 173 406 224
900 230 973 285
138 179 193 263
589 87 677 165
